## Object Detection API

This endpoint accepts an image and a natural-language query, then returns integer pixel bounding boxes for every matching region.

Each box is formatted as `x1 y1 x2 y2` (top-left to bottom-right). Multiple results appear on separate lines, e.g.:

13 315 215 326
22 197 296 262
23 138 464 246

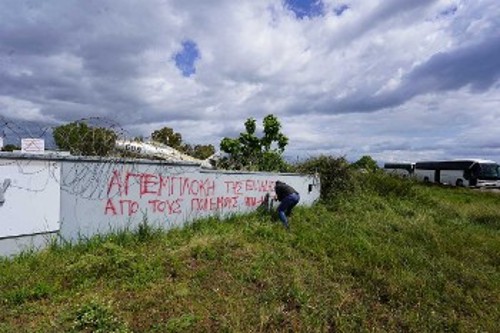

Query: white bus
413 159 500 187
383 162 415 178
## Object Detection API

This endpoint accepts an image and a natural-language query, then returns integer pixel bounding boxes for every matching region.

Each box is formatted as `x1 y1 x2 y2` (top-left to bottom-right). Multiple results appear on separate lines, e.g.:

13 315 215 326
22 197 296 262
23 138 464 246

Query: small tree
53 122 117 156
351 155 379 172
219 114 290 171
1 144 20 152
183 144 216 160
295 155 354 201
151 127 215 159
151 127 183 150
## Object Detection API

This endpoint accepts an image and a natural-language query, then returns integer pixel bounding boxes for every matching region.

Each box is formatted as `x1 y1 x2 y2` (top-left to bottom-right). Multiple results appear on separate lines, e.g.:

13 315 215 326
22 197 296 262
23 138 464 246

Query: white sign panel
0 159 60 237
21 138 45 154
0 137 3 149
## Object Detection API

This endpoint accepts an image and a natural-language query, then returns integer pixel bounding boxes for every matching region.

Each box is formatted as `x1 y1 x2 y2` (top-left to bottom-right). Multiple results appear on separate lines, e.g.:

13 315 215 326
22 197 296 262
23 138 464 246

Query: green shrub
295 155 355 201
360 171 420 199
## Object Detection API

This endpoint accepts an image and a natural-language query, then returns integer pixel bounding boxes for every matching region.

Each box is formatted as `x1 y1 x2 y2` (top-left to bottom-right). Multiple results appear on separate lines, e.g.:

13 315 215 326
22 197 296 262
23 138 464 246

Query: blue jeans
277 193 300 229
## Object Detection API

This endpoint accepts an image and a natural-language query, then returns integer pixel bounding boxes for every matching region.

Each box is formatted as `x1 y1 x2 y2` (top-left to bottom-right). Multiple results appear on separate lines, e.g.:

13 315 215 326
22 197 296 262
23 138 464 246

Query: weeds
0 174 499 332
71 297 130 333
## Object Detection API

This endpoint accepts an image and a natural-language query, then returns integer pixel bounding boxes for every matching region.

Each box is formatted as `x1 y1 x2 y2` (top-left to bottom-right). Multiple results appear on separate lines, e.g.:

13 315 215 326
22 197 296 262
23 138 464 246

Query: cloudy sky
1 0 499 163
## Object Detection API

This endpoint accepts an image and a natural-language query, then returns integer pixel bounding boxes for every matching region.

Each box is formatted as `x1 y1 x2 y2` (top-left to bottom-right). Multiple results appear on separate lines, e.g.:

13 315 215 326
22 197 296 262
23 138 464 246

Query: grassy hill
1 173 499 332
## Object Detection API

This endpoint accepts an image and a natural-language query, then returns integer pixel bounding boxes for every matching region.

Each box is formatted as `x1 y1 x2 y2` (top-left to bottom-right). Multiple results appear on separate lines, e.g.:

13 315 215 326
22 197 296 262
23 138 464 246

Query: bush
295 155 355 201
360 171 419 199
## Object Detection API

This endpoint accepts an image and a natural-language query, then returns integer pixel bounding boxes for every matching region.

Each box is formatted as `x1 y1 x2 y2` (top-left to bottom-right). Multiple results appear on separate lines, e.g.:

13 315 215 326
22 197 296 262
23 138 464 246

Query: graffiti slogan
104 170 275 216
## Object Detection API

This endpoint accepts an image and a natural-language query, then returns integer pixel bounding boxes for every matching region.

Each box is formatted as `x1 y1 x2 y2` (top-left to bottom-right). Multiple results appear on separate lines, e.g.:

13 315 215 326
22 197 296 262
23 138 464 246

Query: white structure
114 139 217 169
0 153 320 257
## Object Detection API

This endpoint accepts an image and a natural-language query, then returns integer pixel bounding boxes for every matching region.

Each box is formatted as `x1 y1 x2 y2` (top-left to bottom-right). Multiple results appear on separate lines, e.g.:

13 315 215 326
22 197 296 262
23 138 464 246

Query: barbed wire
0 116 202 200
0 116 129 151
0 117 307 205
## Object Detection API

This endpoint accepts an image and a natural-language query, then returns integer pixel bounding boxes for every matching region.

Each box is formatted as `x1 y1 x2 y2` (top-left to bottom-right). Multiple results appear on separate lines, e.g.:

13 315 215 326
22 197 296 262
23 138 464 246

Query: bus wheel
456 179 464 187
423 177 430 183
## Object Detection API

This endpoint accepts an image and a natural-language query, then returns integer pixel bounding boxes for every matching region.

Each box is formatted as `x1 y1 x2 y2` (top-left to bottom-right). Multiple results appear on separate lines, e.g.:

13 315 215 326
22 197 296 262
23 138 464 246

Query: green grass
0 174 499 332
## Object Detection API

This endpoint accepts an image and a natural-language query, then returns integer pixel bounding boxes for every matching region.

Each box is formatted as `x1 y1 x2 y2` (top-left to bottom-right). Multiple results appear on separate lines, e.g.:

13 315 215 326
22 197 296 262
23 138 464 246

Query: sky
1 0 500 164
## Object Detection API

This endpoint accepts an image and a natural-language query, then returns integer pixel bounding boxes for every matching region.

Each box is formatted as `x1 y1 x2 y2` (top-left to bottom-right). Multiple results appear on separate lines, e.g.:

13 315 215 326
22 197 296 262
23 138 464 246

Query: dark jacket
274 181 298 201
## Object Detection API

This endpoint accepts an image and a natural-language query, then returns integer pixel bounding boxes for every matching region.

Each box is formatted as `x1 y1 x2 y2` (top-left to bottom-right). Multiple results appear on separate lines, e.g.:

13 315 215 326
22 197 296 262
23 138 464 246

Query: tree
150 126 215 160
183 144 216 160
295 155 354 201
151 127 183 150
53 122 117 156
351 155 379 172
219 114 290 171
1 144 20 152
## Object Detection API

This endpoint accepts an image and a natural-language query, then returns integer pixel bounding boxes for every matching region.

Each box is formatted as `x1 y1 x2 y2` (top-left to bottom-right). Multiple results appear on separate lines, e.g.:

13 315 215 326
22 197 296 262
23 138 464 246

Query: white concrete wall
0 158 60 238
0 232 58 257
0 155 320 256
58 161 320 241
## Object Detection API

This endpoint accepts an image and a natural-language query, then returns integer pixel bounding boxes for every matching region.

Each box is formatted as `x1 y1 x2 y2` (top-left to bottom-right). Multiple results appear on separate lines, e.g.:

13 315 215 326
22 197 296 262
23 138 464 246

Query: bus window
478 163 500 179
471 164 481 177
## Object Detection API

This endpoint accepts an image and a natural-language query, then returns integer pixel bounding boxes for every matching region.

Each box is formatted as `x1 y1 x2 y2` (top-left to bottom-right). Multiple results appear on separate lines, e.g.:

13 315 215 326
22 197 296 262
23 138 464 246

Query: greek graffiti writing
191 196 239 211
103 169 277 217
105 199 139 216
244 195 267 207
106 170 215 197
224 180 275 194
148 199 183 214
0 178 11 207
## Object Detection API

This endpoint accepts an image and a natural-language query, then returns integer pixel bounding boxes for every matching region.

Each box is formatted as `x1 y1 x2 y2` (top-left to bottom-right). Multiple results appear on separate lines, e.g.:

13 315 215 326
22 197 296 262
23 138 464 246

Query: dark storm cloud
324 35 500 114
402 36 500 93
0 1 102 56
0 0 187 125
329 0 438 50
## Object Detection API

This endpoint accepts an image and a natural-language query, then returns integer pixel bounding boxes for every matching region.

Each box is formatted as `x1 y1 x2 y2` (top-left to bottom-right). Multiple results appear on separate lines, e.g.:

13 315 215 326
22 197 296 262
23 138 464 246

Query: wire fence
0 116 229 205
0 116 130 153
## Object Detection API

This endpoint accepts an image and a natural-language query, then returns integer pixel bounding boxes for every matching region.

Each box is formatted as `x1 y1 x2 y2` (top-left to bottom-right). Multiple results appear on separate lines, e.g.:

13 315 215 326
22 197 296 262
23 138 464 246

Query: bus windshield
478 163 500 180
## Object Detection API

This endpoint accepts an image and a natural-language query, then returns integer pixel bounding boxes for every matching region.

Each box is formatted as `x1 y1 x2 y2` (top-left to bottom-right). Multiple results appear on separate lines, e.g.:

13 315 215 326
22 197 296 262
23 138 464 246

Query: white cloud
0 0 499 163
0 96 54 122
